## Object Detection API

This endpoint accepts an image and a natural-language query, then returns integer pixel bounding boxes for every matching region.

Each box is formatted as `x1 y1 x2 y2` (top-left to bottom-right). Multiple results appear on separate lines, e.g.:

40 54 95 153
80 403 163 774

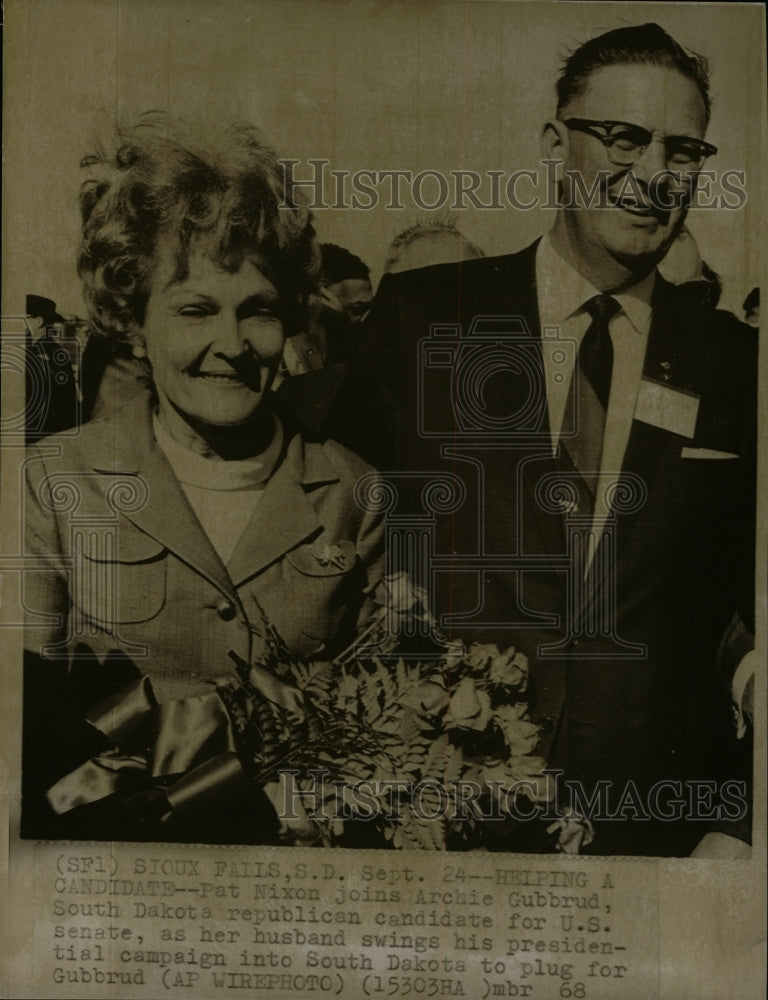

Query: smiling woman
22 114 386 843
141 249 286 453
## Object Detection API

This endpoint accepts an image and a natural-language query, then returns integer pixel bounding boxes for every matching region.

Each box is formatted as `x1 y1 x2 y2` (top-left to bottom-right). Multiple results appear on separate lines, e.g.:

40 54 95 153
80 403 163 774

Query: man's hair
77 112 320 343
320 244 370 286
382 216 485 274
556 22 712 123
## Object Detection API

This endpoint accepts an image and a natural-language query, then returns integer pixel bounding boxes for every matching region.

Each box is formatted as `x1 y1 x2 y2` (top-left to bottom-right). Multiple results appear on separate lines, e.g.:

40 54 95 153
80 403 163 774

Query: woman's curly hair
77 112 321 344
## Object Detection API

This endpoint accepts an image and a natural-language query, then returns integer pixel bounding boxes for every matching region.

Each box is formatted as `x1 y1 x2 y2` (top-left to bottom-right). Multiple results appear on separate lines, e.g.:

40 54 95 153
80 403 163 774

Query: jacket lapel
226 434 339 586
91 400 236 599
486 243 570 570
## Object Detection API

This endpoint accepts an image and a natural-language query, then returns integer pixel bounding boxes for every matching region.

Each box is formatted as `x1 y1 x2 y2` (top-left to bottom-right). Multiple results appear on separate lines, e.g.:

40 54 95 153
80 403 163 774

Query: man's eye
667 144 700 165
608 130 646 151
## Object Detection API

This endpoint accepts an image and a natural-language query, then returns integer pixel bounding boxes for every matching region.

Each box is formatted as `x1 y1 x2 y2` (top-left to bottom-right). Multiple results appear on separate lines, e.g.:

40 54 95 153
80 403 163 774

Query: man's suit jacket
352 240 756 854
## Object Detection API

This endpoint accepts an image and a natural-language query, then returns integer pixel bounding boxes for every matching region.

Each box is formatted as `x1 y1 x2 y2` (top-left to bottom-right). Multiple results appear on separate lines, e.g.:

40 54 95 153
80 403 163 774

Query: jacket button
216 599 237 621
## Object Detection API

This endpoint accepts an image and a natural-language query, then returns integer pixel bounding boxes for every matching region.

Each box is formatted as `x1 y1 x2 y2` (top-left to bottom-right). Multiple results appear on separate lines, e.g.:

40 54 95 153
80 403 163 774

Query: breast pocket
73 523 167 627
679 453 741 497
284 539 359 578
264 539 363 651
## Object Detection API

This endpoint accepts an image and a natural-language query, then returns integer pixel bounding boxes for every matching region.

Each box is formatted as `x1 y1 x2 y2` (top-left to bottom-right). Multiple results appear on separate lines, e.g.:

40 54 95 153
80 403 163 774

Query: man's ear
541 119 568 183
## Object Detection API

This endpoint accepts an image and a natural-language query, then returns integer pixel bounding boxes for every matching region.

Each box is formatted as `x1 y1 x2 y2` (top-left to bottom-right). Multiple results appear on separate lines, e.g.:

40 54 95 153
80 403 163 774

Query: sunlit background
4 0 765 318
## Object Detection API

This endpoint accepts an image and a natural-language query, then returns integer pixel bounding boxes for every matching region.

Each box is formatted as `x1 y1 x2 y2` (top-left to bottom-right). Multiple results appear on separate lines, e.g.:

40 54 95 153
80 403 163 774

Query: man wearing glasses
542 31 718 297
360 22 756 856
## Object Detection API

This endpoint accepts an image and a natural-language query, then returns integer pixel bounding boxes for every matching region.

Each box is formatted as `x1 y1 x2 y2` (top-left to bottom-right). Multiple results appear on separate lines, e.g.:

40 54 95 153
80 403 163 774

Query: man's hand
741 672 755 731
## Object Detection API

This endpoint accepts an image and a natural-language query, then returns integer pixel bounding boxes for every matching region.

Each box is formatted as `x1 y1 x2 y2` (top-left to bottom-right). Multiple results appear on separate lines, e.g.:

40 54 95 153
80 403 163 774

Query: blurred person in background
382 216 485 276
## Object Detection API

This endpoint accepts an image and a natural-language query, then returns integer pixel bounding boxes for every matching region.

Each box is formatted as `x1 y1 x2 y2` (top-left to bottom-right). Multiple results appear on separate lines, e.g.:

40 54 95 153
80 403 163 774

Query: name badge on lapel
634 377 699 439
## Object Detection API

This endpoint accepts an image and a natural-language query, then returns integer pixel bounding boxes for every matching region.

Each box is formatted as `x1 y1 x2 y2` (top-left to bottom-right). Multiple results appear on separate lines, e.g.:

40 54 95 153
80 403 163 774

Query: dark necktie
563 294 620 500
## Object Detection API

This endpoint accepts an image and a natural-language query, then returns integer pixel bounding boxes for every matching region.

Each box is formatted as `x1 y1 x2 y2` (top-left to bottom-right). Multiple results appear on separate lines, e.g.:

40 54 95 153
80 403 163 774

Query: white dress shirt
536 234 655 557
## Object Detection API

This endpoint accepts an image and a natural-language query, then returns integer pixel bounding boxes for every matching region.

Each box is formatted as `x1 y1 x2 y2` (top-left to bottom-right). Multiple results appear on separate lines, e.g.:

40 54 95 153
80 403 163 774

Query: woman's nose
210 311 245 357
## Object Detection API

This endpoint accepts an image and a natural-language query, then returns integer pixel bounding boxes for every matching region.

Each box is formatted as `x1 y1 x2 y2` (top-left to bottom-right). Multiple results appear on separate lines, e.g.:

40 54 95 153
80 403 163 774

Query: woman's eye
240 308 281 324
178 305 211 318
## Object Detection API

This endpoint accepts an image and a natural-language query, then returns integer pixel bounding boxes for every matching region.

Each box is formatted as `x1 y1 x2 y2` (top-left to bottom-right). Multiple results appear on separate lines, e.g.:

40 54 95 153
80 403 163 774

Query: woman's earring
132 342 147 359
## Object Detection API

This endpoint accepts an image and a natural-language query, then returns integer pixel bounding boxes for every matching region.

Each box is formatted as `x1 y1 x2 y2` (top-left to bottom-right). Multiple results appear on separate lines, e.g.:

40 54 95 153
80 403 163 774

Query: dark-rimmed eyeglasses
560 118 717 169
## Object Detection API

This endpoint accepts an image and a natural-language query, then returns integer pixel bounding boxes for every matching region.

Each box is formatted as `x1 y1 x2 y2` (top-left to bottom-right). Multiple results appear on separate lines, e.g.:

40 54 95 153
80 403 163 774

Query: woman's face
140 243 285 433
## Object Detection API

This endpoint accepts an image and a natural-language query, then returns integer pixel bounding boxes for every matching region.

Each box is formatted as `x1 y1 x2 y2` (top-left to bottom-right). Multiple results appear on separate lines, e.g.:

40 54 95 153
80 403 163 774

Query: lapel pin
310 541 347 569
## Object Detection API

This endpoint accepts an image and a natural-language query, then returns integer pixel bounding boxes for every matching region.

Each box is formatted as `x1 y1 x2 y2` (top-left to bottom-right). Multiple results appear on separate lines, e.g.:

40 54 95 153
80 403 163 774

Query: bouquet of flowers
216 572 580 851
42 572 593 852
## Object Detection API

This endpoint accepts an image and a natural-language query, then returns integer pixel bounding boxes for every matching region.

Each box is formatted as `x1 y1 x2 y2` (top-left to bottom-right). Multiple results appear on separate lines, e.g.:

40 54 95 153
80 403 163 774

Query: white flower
488 649 529 691
376 572 428 613
446 678 493 732
466 643 501 673
494 705 539 754
400 679 449 716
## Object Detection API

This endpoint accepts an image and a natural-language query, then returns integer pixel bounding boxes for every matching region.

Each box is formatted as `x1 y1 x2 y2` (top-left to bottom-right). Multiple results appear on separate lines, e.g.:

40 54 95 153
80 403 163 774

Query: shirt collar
537 231 655 335
152 412 284 491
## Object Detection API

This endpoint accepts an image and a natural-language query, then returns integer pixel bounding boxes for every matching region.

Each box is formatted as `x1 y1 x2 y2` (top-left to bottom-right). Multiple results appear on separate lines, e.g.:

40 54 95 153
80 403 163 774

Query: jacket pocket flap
79 523 166 563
